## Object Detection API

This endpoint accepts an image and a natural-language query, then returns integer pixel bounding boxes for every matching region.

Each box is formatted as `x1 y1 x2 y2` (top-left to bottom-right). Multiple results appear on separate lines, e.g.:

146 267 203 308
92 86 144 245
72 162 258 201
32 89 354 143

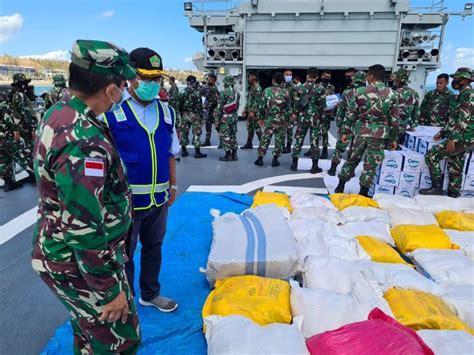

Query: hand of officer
248 111 254 119
99 291 129 324
168 188 177 207
13 131 21 141
433 132 442 141
341 135 348 144
388 140 398 151
445 140 455 153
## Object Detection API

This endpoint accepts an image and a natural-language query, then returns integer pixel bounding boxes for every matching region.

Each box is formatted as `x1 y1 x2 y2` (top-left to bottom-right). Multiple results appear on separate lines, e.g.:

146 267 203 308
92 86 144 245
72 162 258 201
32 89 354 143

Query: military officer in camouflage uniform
201 73 220 147
390 69 420 139
32 40 141 354
419 73 454 127
318 69 336 159
241 72 263 149
328 71 367 176
335 64 400 197
179 75 207 158
216 76 239 161
255 72 290 167
282 69 298 154
167 76 181 131
44 74 72 110
419 67 473 198
291 67 326 174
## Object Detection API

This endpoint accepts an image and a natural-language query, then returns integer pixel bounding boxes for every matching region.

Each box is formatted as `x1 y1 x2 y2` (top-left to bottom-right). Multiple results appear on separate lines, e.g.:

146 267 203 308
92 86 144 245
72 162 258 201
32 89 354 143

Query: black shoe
202 139 211 147
310 159 323 174
3 178 22 192
232 149 238 161
290 157 298 171
218 142 223 149
241 138 253 150
282 144 291 154
271 156 280 167
303 149 312 157
447 190 460 198
194 148 207 159
359 185 370 197
27 173 36 184
181 146 189 158
219 151 232 162
327 162 338 176
320 147 328 159
334 179 346 194
419 181 443 196
175 157 181 162
254 157 264 166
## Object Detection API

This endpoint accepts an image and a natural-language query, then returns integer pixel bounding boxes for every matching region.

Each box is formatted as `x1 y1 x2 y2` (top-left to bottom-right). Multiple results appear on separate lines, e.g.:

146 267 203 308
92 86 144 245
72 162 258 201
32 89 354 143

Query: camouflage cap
393 69 411 83
12 73 31 84
223 75 235 85
71 39 136 80
53 74 66 86
353 71 367 84
450 67 473 80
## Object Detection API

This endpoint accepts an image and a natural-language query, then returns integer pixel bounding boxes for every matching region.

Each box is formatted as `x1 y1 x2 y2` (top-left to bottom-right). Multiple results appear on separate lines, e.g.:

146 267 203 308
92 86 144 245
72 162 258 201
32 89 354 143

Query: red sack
306 308 434 355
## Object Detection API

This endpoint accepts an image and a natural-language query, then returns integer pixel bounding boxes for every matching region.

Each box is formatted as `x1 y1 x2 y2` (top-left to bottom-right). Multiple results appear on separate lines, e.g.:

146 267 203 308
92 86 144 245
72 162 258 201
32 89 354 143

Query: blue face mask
135 80 161 101
107 84 125 113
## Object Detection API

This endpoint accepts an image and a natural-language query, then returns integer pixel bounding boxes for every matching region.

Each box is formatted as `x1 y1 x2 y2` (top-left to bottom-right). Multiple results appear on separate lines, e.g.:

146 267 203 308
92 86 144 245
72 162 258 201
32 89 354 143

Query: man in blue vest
104 47 179 312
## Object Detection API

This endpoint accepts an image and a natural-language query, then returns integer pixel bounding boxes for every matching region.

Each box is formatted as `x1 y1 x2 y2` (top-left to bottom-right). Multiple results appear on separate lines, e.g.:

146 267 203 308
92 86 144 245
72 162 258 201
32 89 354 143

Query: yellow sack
202 275 291 328
251 191 293 212
330 193 379 211
384 288 473 334
390 224 457 254
435 210 474 231
356 236 410 266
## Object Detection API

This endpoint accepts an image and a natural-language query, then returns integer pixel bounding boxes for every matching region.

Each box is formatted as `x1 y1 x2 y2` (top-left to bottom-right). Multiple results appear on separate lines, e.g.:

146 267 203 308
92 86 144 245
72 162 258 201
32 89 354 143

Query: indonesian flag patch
84 158 105 177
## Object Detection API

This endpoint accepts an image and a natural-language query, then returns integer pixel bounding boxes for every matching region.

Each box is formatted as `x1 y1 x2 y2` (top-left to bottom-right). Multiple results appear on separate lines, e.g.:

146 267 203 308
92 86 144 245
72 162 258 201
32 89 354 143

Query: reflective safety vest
104 99 175 210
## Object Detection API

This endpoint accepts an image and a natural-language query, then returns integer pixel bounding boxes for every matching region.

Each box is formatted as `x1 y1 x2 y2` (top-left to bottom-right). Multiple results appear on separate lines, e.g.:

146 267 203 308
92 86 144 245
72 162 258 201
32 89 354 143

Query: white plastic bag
337 222 394 245
445 229 474 260
440 285 474 328
204 315 310 355
373 194 421 210
292 207 345 225
387 208 439 227
341 206 390 224
417 330 474 355
414 195 470 214
290 193 336 210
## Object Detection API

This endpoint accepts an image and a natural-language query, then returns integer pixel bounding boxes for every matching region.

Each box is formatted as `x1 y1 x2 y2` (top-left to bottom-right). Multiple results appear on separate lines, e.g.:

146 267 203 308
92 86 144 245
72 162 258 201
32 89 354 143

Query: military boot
181 146 189 158
447 189 460 198
310 159 323 174
282 143 291 154
320 147 328 159
334 179 346 194
232 149 238 161
290 157 298 171
271 156 280 167
27 172 36 184
418 180 443 196
219 151 232 162
254 157 264 166
327 162 338 176
3 178 22 192
303 149 312 157
359 185 370 198
202 139 211 147
194 148 207 159
241 136 253 149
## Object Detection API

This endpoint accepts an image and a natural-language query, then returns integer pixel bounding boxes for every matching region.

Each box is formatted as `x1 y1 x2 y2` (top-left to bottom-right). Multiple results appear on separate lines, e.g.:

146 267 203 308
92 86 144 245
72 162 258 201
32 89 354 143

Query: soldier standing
334 64 400 197
167 76 181 133
419 67 473 198
241 72 263 149
179 75 207 159
216 76 239 161
32 39 141 354
318 69 336 159
43 74 72 110
255 72 290 167
282 69 297 154
291 67 325 173
201 73 220 147
419 73 454 127
328 71 367 176
390 68 420 140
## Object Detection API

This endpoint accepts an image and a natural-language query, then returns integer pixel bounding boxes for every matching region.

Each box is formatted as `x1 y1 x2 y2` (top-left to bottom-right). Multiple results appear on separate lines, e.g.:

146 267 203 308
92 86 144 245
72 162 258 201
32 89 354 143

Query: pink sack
306 308 434 355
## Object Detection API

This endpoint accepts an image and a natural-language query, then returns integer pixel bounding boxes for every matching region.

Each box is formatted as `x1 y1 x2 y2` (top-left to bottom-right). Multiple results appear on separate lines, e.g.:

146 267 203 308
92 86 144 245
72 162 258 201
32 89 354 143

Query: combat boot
241 136 253 149
194 148 207 159
327 162 338 176
254 157 264 166
303 149 312 157
271 156 280 167
447 189 460 198
219 151 232 162
320 147 328 159
290 157 298 171
310 159 323 174
334 179 346 194
202 139 211 147
359 185 370 198
232 149 238 161
282 143 291 154
3 178 22 192
419 180 443 196
181 146 189 158
27 172 36 184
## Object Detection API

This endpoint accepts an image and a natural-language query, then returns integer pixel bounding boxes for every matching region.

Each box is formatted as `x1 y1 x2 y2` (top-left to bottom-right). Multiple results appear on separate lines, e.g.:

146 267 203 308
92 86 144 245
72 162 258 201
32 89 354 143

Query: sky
0 0 472 84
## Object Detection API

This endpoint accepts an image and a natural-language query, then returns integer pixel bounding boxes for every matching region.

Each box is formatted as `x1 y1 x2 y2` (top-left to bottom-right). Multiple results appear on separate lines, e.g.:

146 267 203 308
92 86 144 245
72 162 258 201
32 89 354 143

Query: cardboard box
371 184 396 195
461 190 474 198
377 170 400 187
463 175 474 191
396 185 417 198
465 152 474 175
381 151 404 172
416 138 439 156
401 151 425 173
419 172 432 190
443 173 449 191
407 134 417 151
399 172 421 187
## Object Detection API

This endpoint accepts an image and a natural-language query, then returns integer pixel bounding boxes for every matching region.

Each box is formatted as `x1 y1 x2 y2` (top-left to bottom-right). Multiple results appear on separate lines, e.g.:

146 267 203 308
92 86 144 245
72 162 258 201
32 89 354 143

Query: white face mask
284 75 293 83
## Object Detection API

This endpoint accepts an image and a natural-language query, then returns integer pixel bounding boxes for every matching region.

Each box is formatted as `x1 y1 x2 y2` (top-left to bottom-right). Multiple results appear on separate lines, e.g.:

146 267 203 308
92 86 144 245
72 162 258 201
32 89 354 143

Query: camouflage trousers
285 116 295 146
0 137 34 179
205 109 219 141
180 112 203 148
219 114 238 151
37 268 140 354
258 118 285 158
339 136 385 188
332 132 353 166
246 113 262 142
292 120 320 159
425 141 469 194
320 110 335 147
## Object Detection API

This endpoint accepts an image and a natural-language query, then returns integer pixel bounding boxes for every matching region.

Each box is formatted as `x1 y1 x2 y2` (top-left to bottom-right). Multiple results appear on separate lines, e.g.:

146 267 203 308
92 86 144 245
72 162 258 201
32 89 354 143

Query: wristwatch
170 185 178 191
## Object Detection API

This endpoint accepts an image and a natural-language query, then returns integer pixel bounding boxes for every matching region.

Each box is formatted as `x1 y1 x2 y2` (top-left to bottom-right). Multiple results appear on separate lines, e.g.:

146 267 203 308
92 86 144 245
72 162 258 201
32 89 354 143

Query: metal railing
410 0 447 12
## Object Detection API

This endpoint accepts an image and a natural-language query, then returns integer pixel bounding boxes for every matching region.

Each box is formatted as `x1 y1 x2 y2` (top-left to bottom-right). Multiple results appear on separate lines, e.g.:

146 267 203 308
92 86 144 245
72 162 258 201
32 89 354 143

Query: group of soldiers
0 73 70 192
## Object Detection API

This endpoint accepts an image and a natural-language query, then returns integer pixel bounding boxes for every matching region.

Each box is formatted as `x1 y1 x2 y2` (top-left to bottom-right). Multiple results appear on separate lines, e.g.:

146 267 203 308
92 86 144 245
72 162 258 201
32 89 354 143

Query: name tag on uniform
114 108 127 122
84 158 105 177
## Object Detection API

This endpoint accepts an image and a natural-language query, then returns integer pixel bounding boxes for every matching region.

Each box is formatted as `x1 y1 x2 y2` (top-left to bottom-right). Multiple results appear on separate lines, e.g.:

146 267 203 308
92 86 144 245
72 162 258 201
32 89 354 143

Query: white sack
387 208 439 227
337 221 394 245
373 193 422 210
341 206 390 224
440 285 474 328
290 192 336 210
445 229 474 260
417 330 474 355
292 207 345 225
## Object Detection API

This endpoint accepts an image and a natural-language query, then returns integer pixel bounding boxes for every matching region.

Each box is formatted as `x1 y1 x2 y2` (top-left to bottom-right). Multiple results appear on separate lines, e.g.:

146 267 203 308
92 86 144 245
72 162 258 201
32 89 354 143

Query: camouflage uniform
392 69 420 136
201 83 220 142
179 82 203 148
292 80 325 159
44 74 72 110
419 88 454 127
11 74 37 153
257 83 290 158
167 82 181 128
338 81 400 188
319 81 336 148
243 81 263 143
424 68 473 195
216 76 239 152
331 71 367 166
282 81 297 147
31 40 140 355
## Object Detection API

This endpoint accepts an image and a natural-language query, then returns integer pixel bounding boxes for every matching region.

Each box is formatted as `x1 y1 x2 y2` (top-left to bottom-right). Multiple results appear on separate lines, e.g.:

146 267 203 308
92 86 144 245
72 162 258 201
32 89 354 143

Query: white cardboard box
401 151 425 173
399 172 421 187
371 184 396 195
396 185 417 198
465 152 474 175
461 190 474 198
419 172 432 189
407 134 417 151
416 138 439 156
463 175 474 191
381 150 404 172
377 170 401 187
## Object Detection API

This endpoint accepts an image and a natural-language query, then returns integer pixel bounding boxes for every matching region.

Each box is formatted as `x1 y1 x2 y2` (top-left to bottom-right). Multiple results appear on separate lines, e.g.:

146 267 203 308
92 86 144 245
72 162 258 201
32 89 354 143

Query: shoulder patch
84 158 105 177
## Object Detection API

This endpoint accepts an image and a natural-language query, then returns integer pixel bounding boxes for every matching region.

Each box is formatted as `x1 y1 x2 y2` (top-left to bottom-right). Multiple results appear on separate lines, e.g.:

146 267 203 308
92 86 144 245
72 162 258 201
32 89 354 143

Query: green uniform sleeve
448 90 473 143
341 91 357 136
14 92 37 132
388 92 401 141
419 91 431 125
410 92 420 129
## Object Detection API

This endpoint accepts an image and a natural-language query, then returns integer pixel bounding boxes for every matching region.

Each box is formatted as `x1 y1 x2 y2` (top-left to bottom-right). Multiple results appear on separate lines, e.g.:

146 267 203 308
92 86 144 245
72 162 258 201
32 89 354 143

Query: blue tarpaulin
42 192 253 355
